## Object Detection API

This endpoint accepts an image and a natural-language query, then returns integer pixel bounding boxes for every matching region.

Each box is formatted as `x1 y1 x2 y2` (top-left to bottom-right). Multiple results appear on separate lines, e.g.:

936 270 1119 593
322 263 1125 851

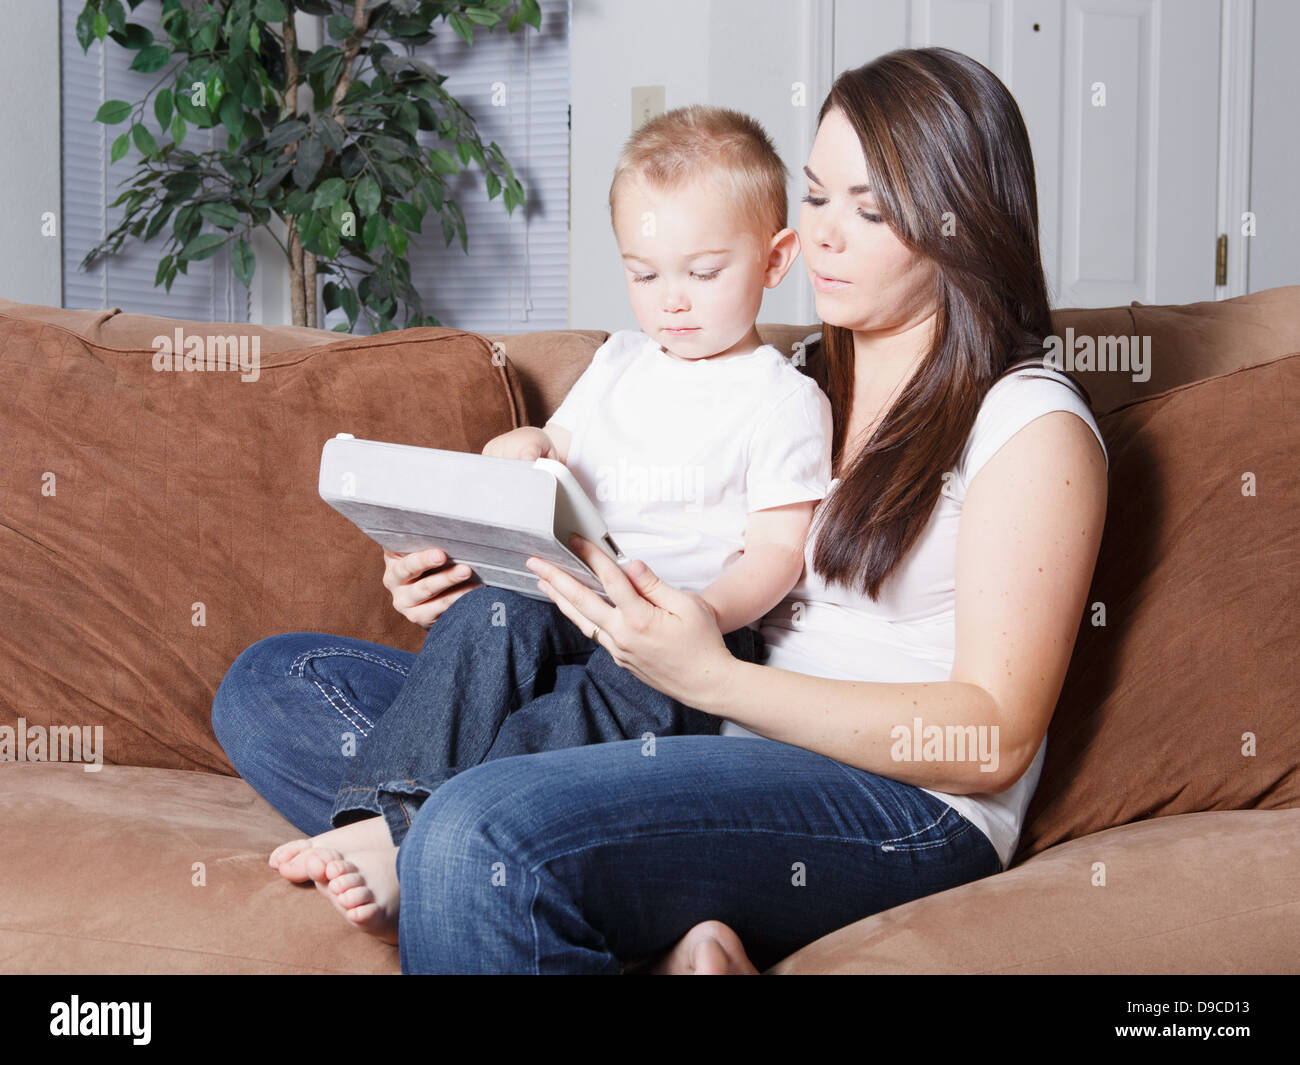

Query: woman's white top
722 361 1109 870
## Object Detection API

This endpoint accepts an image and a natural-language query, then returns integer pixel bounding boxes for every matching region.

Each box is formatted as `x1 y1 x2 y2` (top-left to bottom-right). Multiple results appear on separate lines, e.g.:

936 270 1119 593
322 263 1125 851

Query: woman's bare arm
688 411 1108 794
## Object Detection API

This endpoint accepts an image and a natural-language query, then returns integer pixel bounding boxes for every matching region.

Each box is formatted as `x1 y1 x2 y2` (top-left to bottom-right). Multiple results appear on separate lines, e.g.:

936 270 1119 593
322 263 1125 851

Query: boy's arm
696 499 817 635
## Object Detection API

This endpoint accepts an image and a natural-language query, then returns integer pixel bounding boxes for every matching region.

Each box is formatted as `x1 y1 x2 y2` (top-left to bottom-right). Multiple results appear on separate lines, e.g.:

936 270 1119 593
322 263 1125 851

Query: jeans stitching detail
878 805 956 848
881 816 977 853
528 870 543 976
289 646 410 734
289 645 412 678
311 677 375 734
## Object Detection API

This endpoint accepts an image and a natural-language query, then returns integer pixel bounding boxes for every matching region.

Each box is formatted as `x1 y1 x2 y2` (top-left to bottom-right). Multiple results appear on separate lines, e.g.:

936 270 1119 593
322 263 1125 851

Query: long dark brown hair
806 47 1084 600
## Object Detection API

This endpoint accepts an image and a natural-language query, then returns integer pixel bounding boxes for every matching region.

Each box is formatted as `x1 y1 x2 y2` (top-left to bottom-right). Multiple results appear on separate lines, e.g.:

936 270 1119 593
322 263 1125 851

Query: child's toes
347 902 379 926
302 847 343 882
327 870 365 895
269 839 309 868
324 857 357 881
337 885 376 911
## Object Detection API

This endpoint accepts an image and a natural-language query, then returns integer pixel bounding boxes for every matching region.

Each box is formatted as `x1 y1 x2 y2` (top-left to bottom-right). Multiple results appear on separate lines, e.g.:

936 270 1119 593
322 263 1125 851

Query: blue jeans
213 632 1000 973
329 586 766 844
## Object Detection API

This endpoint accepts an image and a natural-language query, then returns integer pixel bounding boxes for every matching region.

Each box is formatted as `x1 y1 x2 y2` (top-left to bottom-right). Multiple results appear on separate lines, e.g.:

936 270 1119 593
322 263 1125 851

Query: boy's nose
661 288 690 313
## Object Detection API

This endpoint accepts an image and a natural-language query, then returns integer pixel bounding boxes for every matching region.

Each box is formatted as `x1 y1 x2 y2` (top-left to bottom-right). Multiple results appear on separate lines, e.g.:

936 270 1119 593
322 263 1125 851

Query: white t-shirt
721 362 1109 870
545 329 833 607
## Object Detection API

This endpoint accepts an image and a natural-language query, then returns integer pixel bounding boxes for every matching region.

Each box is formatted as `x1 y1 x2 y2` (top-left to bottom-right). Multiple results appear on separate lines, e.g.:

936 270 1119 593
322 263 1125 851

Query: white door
831 0 1223 307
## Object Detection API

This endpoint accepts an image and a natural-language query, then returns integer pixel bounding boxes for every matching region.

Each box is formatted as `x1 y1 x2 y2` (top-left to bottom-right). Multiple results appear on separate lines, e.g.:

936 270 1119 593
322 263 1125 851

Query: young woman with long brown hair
215 47 1107 972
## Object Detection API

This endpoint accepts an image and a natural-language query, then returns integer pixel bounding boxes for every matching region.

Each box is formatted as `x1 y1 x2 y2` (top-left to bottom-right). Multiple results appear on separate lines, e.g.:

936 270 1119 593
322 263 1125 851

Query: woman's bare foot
270 816 392 882
653 920 758 975
317 847 401 944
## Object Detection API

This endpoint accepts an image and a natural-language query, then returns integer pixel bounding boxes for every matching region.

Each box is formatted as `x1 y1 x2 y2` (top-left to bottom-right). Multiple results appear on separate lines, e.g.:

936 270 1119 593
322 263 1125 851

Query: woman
213 47 1107 973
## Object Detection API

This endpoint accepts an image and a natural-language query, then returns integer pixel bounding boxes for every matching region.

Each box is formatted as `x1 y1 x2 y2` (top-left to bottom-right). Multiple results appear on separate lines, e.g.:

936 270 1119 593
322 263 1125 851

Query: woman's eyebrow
803 165 872 196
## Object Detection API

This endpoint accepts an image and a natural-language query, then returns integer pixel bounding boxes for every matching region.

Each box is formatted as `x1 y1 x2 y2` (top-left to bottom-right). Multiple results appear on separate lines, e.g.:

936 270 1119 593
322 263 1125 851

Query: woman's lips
812 272 851 292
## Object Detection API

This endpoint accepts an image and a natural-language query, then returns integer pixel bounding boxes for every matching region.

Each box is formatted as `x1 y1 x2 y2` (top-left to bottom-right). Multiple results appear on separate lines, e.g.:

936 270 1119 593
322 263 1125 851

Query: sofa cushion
1051 286 1300 414
0 763 400 974
0 298 353 354
771 807 1300 973
483 329 609 428
0 306 527 774
1016 351 1299 861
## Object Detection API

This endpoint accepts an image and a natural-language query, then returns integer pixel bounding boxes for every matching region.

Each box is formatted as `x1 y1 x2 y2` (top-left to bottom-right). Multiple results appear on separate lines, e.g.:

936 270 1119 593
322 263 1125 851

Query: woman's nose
808 217 843 255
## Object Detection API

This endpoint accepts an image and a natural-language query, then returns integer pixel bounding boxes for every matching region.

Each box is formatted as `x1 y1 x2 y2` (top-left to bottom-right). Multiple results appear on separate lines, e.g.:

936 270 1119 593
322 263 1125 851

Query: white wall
0 0 62 305
1249 0 1300 292
2 2 1292 318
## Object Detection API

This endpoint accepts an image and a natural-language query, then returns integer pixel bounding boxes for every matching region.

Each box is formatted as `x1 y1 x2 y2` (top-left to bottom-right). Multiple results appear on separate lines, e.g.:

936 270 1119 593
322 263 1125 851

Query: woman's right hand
382 547 482 630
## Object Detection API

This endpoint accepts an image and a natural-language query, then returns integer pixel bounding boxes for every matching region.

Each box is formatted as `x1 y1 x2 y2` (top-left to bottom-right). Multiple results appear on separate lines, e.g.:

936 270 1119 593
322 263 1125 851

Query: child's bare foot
270 816 392 882
318 846 401 944
653 920 758 974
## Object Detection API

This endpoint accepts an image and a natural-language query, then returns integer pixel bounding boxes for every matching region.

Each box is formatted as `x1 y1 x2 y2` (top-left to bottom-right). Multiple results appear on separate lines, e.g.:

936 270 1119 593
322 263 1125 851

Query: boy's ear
763 227 801 289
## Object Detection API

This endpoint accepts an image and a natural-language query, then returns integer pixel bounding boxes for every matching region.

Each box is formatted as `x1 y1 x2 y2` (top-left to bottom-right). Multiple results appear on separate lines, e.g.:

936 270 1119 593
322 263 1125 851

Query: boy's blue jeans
328 586 765 844
213 613 1002 973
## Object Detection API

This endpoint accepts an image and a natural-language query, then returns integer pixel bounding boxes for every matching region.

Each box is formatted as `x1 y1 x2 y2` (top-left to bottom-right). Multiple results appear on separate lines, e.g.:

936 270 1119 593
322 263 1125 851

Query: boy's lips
662 327 700 335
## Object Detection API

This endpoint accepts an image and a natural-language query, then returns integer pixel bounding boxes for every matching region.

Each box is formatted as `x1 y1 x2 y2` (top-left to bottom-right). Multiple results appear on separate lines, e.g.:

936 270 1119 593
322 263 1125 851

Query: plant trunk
288 216 305 326
304 250 317 328
283 10 310 327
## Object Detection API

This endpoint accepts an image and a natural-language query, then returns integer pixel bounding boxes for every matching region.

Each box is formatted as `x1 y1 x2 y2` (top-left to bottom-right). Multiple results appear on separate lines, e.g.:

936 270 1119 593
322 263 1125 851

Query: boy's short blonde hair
608 105 789 240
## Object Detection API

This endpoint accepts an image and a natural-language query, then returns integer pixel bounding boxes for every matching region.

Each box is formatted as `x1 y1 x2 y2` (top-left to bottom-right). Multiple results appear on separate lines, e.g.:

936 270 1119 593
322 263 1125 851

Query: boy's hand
482 427 559 462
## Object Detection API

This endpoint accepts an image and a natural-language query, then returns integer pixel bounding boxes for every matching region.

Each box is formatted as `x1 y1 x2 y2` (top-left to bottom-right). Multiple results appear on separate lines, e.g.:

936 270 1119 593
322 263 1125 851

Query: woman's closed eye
800 192 883 224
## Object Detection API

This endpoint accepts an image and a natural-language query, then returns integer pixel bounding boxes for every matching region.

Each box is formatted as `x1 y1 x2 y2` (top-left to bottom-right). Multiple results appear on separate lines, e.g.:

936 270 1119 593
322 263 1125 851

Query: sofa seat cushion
770 807 1300 974
0 763 401 974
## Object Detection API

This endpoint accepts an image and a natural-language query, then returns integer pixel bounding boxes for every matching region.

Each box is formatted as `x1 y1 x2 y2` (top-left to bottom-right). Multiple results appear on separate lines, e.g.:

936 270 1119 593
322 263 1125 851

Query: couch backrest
1015 349 1299 860
0 304 527 773
487 287 1300 427
2 288 1296 826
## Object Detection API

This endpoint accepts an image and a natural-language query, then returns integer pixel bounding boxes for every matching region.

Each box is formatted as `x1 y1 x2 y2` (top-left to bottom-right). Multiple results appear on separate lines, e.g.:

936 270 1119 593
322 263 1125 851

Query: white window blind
60 0 247 321
335 0 570 333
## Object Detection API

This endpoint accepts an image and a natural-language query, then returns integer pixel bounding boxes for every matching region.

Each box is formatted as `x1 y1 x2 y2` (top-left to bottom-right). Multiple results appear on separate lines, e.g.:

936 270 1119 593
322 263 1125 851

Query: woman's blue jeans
212 624 1001 973
328 586 766 844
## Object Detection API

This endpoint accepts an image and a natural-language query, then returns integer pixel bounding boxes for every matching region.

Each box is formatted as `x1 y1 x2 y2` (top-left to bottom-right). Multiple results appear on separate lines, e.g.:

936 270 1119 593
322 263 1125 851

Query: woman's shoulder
957 361 1108 487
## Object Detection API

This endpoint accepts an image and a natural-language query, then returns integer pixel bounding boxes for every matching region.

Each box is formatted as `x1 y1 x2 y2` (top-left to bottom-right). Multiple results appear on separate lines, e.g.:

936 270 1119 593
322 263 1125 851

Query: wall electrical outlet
630 85 665 131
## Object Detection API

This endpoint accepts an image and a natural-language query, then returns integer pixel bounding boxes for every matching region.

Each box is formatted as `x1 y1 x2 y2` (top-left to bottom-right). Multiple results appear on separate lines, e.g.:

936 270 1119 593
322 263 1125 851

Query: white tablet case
318 435 627 603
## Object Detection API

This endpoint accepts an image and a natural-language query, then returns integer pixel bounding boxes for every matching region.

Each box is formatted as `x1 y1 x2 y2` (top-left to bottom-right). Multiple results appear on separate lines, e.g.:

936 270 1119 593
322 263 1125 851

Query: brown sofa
1 289 1297 974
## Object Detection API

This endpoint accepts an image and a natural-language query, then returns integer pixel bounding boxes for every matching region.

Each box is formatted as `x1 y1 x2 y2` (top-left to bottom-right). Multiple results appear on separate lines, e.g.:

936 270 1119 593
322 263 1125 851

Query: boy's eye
692 270 721 281
631 273 657 284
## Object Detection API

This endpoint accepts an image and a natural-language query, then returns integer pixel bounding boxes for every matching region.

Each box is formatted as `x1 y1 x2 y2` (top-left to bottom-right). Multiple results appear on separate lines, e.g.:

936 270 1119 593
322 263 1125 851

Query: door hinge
1215 234 1228 286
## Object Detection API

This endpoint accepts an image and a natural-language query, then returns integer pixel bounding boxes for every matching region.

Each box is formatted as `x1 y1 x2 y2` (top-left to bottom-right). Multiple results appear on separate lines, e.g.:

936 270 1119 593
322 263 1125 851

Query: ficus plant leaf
75 0 537 332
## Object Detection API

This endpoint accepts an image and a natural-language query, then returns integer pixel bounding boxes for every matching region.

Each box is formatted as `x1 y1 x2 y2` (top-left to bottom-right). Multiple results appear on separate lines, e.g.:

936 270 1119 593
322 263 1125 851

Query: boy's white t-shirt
545 329 833 610
721 363 1109 870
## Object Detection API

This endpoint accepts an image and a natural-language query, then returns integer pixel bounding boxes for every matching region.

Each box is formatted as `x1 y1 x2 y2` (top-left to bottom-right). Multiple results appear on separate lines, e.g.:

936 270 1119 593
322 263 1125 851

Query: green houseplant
76 0 538 331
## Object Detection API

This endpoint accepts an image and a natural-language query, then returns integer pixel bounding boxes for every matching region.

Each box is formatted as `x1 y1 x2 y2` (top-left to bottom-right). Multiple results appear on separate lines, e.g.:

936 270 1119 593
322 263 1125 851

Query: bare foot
270 816 392 882
652 920 758 975
319 846 401 944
